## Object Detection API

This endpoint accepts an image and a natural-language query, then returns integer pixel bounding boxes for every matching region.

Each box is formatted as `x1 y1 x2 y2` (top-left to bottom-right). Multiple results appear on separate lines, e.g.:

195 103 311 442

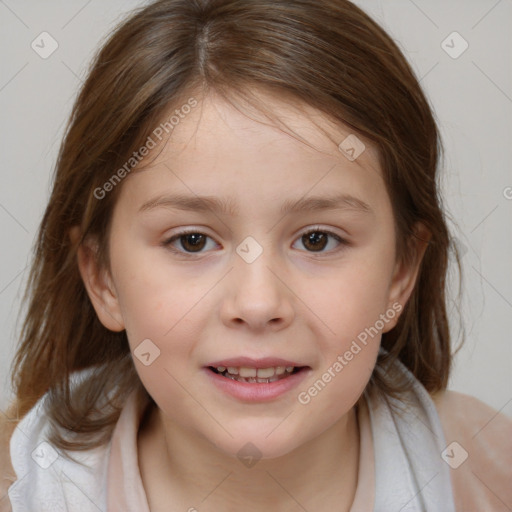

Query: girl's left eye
162 227 347 256
292 228 346 253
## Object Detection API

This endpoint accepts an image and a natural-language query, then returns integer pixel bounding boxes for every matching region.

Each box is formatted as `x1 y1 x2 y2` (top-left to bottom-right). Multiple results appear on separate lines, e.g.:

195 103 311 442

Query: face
80 89 423 460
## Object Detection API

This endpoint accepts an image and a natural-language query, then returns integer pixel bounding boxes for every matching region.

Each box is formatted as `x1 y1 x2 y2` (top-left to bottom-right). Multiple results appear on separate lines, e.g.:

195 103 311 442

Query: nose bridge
233 234 283 303
220 234 294 330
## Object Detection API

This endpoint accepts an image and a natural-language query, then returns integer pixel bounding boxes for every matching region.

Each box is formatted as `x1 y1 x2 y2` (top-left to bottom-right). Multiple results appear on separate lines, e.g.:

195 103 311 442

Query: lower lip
203 367 311 402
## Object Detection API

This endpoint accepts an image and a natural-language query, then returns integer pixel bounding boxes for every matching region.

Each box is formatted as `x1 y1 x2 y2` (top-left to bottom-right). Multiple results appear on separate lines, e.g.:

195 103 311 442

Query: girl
1 0 511 510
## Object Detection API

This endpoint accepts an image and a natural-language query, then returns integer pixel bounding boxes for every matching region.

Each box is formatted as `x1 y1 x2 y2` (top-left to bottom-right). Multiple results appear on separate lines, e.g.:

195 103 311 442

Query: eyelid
299 224 347 240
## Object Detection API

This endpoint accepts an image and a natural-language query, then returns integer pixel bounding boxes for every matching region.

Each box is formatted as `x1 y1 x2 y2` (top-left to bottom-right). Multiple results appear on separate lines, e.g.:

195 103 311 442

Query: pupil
182 233 206 252
303 232 327 251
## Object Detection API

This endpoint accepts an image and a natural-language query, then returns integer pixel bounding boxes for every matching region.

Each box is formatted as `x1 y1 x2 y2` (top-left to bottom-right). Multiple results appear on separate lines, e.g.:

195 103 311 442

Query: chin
208 425 307 464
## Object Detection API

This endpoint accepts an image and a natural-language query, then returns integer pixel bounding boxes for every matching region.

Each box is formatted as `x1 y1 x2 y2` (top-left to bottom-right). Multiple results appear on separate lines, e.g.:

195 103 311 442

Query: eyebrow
138 192 373 216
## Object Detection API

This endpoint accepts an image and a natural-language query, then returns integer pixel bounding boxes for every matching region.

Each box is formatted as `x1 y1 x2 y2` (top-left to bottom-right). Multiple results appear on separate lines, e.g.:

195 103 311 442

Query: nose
219 247 295 333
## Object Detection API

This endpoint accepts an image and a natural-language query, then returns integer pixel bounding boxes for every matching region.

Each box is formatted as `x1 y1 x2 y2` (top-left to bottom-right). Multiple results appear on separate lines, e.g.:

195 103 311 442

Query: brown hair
8 0 462 451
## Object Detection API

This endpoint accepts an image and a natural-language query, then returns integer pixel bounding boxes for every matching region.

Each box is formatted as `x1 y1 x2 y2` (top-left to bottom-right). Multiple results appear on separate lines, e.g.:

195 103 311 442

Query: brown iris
179 233 207 252
302 231 328 251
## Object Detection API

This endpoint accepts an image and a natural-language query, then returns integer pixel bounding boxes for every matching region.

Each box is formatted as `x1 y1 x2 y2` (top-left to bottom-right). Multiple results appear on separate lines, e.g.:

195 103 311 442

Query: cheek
112 241 194 338
295 269 384 423
313 256 394 341
298 246 394 404
116 274 175 342
114 267 200 414
110 245 209 376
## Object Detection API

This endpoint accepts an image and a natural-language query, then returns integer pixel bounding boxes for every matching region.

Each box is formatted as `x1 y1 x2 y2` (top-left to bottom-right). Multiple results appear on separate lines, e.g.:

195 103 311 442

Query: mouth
207 365 306 384
204 358 312 401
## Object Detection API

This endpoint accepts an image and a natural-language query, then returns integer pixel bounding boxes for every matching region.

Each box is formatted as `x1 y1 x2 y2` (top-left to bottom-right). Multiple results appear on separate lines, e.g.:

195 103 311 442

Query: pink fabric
107 388 152 512
350 397 376 511
106 387 375 511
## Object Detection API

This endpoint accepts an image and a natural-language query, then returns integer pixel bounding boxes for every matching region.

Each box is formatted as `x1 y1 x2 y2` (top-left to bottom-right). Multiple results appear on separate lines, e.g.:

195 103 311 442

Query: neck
138 402 360 512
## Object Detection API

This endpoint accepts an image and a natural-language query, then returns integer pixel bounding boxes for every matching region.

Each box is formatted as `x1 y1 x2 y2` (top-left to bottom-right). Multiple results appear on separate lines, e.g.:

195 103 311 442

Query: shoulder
431 389 512 511
1 370 115 511
0 406 18 512
432 389 512 442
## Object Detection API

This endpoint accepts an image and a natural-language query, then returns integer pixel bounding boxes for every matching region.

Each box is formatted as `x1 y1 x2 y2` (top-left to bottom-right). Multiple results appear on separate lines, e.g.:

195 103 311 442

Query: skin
77 89 429 511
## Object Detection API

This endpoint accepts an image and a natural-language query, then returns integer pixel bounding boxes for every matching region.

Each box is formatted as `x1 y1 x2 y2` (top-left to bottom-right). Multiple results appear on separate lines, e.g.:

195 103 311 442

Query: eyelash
161 226 348 257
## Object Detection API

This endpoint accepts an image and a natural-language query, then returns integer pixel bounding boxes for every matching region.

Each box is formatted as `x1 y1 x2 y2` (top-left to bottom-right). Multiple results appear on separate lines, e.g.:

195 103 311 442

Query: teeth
256 367 275 378
215 365 299 380
239 367 257 378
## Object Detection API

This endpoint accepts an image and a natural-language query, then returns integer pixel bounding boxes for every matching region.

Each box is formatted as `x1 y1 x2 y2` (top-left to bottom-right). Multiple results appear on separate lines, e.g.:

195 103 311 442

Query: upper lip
206 357 307 369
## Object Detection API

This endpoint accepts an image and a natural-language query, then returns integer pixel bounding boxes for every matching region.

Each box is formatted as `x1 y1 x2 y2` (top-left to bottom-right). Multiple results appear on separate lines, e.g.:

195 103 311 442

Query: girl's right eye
162 230 218 255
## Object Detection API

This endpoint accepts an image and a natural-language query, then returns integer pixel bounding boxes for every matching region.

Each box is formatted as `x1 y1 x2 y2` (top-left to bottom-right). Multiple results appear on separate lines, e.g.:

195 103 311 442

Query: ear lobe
383 222 431 333
72 228 125 332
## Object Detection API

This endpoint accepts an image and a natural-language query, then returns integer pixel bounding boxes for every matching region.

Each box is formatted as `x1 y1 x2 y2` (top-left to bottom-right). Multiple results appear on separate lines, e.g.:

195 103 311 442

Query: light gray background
1 0 511 414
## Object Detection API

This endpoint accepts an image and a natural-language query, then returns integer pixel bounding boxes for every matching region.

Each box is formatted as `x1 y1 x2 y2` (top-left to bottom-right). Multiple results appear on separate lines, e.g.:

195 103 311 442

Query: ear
383 222 431 333
70 226 125 332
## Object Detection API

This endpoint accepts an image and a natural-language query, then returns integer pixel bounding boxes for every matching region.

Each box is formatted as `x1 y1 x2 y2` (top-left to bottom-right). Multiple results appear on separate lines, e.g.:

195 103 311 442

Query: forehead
119 89 388 215
156 89 380 167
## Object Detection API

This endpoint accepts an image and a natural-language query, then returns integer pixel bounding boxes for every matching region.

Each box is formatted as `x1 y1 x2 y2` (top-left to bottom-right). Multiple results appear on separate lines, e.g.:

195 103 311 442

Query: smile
209 365 302 383
204 361 311 401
